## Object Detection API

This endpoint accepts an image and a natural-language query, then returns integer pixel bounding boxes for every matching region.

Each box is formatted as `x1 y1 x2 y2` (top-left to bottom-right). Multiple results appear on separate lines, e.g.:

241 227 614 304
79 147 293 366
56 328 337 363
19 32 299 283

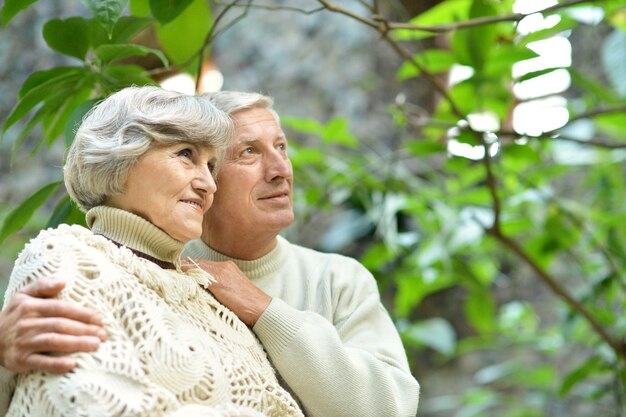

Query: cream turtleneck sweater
0 206 303 417
184 237 420 417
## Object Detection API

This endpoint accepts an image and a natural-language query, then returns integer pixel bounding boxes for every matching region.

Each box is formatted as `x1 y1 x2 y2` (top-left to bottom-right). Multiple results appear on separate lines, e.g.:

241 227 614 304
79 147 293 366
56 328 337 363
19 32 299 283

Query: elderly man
0 91 420 417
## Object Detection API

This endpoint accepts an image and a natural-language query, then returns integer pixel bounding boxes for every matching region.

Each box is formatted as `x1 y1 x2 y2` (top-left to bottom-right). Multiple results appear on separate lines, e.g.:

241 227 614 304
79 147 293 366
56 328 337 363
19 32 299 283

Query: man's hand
182 259 271 327
0 278 107 373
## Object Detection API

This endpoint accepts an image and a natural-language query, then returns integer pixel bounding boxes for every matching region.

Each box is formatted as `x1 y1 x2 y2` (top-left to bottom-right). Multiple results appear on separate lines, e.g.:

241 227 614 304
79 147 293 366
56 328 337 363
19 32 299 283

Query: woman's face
108 142 218 242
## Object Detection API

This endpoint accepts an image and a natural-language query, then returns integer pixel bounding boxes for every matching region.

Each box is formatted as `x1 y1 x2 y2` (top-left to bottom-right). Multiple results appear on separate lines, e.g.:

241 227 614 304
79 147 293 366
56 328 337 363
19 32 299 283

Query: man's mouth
259 188 290 199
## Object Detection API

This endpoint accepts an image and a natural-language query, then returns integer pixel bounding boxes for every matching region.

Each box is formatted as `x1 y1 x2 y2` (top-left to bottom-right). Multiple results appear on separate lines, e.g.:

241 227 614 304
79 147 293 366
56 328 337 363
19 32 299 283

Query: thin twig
195 0 249 91
568 105 626 123
213 1 325 15
548 135 626 149
315 1 466 119
316 0 379 29
386 0 594 33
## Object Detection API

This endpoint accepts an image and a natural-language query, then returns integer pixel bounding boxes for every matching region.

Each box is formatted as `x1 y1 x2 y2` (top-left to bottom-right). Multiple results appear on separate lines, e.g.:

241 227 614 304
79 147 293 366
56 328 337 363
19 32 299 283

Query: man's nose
264 151 292 182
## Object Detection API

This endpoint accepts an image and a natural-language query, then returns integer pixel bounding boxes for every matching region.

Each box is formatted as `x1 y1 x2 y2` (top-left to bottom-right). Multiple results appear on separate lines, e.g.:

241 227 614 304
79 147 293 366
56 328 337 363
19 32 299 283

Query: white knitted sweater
0 206 303 417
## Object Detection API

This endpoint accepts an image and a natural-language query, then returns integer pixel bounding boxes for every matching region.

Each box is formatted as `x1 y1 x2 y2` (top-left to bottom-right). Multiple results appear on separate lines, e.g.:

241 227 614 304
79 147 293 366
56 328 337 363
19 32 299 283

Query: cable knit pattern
1 207 303 417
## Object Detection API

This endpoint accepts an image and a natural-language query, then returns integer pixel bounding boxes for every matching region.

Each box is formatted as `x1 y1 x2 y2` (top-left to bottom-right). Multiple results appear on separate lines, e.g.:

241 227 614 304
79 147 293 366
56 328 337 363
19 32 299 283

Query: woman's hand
0 277 107 373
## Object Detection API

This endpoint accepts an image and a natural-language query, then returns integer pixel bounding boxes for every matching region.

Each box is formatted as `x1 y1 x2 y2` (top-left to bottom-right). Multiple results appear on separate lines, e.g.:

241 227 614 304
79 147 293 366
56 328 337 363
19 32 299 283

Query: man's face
202 107 294 247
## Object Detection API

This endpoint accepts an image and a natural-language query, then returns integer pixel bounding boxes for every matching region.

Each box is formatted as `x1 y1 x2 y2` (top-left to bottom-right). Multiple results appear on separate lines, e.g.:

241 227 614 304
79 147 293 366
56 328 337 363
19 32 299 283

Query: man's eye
243 147 254 155
208 161 216 173
177 148 193 159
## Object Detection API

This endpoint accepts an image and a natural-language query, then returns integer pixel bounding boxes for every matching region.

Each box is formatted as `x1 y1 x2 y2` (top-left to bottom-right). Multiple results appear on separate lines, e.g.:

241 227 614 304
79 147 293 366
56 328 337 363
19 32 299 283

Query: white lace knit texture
1 207 303 417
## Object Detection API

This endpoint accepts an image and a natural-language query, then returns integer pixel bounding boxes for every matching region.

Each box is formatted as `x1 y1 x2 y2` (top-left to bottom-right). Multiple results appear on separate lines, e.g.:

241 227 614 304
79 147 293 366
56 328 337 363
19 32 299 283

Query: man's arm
0 277 106 373
253 292 420 417
185 258 419 417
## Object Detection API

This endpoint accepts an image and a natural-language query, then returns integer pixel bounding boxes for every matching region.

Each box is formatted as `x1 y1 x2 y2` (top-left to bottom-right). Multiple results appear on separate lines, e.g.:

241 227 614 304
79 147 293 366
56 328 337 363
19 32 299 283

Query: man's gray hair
64 86 234 212
202 91 279 122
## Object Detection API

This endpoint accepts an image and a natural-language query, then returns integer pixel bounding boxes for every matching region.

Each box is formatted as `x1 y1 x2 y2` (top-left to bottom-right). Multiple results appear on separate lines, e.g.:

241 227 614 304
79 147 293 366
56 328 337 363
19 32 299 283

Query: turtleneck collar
184 236 287 280
86 206 186 265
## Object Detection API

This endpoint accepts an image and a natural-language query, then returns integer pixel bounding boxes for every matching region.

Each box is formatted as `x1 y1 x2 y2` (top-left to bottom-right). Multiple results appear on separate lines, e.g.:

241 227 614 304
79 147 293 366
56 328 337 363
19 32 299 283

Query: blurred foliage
1 0 626 415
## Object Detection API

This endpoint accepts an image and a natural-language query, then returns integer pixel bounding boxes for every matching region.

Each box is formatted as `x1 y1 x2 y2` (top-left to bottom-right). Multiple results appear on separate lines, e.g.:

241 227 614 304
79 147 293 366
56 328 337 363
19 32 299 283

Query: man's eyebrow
238 138 260 146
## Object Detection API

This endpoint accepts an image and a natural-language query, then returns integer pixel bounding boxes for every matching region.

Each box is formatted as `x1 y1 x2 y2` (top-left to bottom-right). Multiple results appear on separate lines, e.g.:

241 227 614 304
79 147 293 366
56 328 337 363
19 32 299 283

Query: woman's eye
207 161 216 173
242 147 254 155
177 148 193 159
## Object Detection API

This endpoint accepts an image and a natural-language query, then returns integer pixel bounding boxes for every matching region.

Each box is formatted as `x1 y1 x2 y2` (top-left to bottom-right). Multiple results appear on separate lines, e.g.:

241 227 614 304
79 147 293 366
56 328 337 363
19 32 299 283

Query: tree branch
548 135 626 149
385 0 595 33
568 105 626 123
488 227 626 361
316 0 626 362
213 1 325 15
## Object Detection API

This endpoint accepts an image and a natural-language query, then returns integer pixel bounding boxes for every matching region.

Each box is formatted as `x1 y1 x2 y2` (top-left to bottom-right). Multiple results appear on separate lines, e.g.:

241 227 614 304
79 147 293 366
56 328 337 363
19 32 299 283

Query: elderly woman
0 86 303 417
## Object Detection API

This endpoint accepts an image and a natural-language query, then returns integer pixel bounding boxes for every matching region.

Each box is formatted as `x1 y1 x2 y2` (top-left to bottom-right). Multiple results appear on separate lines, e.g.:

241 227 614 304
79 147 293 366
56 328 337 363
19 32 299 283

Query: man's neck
201 232 279 261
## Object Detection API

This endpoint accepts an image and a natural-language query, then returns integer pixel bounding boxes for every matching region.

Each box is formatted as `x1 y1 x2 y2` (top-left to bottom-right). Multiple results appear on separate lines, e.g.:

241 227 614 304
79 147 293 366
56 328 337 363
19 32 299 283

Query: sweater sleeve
252 258 419 417
2 227 268 417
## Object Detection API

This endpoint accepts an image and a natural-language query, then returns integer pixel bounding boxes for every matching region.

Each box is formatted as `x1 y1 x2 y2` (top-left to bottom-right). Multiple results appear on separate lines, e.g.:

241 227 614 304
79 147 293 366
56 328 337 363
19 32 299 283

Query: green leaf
95 43 168 65
394 0 472 41
513 364 557 390
65 99 100 148
504 143 541 162
150 0 194 24
454 130 482 146
450 187 491 205
397 49 456 80
465 287 496 334
402 318 457 356
101 64 157 89
129 0 150 16
559 356 605 396
18 67 84 99
3 69 88 133
282 117 325 135
322 117 358 147
43 17 93 60
595 112 626 140
110 15 153 42
395 271 454 317
288 147 324 166
520 14 578 45
451 0 498 70
516 67 569 83
0 182 61 244
406 139 447 156
484 45 539 76
47 195 87 228
42 86 94 145
155 0 212 64
81 0 128 37
1 0 38 26
9 105 48 159
570 69 620 105
449 81 477 115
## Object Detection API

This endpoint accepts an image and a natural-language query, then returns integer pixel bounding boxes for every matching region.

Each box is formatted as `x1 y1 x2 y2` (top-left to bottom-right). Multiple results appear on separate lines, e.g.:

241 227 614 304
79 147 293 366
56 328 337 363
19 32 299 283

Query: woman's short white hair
202 91 279 122
65 86 234 212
